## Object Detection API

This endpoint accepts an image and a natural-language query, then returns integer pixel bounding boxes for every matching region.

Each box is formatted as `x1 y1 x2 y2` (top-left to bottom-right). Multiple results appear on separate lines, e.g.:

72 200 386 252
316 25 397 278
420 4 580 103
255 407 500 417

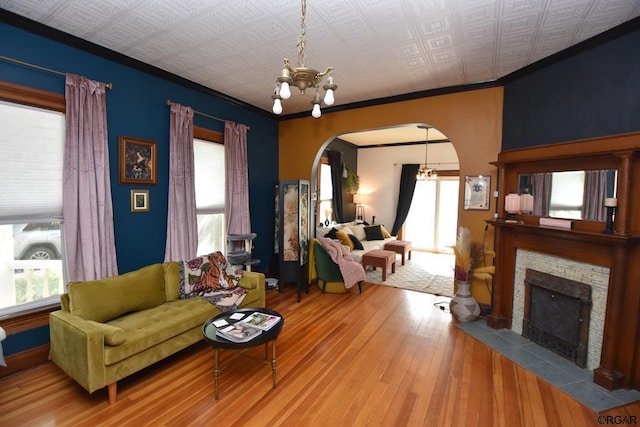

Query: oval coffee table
202 307 284 399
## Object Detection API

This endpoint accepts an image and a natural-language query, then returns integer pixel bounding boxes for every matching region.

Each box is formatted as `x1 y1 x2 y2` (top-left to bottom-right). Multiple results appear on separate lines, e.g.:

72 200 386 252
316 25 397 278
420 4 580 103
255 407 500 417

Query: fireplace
522 269 592 367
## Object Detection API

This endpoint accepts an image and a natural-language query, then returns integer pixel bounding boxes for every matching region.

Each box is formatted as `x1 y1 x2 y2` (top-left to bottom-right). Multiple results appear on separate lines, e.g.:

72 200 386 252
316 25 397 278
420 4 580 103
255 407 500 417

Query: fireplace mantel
487 132 640 391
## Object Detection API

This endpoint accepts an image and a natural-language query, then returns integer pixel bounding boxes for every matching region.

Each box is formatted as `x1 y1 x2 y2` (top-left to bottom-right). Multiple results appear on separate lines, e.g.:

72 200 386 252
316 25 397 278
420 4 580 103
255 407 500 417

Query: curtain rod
0 54 113 89
165 100 250 130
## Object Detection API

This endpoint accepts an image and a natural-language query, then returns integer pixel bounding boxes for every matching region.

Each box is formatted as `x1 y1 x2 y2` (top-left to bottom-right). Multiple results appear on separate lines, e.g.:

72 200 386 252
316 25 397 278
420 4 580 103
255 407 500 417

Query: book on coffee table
216 323 262 343
242 312 282 331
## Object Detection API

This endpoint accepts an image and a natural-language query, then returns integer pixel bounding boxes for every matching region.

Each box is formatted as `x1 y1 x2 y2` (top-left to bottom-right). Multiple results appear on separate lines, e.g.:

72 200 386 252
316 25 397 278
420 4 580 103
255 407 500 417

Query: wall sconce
353 193 366 221
505 193 521 219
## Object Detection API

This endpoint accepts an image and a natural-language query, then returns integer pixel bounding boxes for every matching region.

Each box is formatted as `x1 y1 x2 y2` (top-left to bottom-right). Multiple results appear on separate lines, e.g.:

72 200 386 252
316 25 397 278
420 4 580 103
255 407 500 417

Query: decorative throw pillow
380 225 392 238
335 230 354 250
348 234 364 250
325 227 339 239
351 224 367 241
183 252 242 295
364 225 385 241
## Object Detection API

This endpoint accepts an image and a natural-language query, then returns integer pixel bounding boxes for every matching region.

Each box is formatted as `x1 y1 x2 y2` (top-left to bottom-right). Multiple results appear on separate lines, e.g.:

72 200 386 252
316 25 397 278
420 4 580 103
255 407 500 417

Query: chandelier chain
297 0 307 68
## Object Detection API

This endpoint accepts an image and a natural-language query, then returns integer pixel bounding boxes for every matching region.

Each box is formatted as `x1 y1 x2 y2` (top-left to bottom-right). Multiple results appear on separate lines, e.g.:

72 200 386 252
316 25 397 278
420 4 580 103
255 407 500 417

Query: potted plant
450 226 495 322
344 165 360 194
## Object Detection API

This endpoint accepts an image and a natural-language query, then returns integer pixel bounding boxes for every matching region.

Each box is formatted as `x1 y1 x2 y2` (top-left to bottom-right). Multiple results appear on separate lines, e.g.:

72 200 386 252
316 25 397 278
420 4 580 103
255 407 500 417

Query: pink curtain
164 103 197 261
224 121 251 234
63 74 118 281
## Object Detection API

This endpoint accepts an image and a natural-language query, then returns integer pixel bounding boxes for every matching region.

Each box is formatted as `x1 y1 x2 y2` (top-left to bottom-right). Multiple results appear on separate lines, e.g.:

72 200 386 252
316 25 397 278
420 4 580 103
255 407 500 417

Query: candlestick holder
602 206 616 234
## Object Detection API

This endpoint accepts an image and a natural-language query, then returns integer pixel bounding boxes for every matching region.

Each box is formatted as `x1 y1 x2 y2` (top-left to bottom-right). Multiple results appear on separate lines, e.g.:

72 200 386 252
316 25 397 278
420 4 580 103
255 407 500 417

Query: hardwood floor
1 282 638 426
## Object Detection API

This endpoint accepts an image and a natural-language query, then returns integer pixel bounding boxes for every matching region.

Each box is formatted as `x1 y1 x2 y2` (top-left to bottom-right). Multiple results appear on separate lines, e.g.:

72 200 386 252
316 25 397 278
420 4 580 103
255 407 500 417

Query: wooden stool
361 250 396 281
383 240 413 265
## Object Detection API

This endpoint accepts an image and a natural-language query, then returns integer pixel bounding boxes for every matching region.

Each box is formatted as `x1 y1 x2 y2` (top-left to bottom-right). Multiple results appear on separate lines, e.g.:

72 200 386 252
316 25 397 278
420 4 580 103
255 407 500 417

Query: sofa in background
49 261 265 404
315 222 395 262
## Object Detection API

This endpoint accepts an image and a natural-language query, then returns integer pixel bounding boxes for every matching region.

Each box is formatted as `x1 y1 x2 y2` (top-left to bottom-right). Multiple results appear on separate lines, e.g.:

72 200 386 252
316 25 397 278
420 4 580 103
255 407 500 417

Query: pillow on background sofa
348 234 365 250
335 230 354 250
364 225 385 241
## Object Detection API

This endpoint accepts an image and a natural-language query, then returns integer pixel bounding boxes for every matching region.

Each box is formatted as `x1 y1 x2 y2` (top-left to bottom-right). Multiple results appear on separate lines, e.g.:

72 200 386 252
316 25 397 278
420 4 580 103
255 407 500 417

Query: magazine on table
242 312 282 331
216 322 262 343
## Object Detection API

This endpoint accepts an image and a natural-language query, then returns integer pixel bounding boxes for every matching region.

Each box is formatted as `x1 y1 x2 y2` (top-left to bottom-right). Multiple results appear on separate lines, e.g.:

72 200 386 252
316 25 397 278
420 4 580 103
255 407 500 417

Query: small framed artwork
118 136 157 185
464 175 491 210
131 189 149 212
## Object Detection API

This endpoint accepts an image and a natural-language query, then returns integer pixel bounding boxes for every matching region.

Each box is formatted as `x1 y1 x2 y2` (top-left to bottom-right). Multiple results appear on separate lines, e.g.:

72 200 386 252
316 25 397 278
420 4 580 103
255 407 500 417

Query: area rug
365 251 455 297
456 320 640 413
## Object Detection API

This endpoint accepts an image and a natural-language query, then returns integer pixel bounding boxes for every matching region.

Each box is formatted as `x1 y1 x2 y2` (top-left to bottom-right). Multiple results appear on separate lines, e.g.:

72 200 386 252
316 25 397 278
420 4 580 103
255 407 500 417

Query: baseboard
0 344 50 379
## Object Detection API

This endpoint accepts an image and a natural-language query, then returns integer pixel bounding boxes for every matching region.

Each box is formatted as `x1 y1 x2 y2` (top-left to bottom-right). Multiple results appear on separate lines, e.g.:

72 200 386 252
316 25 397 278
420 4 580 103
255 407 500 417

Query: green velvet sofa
49 261 265 404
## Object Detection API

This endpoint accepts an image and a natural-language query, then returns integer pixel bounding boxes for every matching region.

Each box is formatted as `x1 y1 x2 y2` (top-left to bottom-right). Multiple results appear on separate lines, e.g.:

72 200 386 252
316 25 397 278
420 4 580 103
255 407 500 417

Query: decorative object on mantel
504 193 521 221
602 197 617 234
449 227 495 322
539 217 573 229
271 0 336 118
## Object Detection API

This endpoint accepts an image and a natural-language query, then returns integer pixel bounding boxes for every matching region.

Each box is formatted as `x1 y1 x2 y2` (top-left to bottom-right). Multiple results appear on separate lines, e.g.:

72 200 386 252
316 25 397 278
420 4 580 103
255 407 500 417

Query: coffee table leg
214 347 220 400
271 340 277 389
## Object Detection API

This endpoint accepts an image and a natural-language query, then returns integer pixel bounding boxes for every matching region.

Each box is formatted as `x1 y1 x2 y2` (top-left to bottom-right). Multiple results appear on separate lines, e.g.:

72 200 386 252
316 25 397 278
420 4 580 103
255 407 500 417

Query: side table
202 308 284 399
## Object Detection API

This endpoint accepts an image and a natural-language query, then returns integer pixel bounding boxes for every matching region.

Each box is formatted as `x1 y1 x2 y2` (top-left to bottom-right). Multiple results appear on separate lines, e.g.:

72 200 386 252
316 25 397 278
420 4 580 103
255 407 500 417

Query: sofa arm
238 271 265 291
49 310 108 393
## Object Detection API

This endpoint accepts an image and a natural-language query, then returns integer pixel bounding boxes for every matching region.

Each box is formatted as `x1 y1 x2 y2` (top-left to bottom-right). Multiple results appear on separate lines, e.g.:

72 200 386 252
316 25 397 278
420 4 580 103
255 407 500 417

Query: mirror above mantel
517 169 617 222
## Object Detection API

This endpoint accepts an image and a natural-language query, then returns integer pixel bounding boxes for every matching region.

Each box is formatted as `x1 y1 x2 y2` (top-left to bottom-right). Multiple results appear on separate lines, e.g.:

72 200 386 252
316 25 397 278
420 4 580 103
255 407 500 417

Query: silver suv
13 222 62 260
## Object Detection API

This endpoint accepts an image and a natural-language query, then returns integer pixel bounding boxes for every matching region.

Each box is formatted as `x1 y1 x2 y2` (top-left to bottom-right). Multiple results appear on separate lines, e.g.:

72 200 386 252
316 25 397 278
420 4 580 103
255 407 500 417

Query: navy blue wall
503 25 640 150
1 22 278 355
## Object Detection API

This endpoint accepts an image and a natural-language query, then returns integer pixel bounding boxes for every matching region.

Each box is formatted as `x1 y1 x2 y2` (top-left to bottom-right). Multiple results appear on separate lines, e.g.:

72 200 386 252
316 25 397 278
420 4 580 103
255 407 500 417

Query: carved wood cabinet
488 132 640 391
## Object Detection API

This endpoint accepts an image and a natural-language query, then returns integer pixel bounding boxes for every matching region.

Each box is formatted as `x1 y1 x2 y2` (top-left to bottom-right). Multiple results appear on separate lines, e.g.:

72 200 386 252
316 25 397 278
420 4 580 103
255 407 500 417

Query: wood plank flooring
1 282 638 426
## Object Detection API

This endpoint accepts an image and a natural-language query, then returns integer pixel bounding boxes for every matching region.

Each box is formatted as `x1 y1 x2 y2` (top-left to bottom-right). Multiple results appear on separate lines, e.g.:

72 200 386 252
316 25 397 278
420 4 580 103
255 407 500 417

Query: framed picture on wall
118 136 157 185
130 189 149 212
464 175 491 210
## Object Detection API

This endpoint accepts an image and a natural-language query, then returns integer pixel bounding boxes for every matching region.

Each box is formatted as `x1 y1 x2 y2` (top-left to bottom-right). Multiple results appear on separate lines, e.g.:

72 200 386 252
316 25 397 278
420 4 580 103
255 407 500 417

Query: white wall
357 143 459 228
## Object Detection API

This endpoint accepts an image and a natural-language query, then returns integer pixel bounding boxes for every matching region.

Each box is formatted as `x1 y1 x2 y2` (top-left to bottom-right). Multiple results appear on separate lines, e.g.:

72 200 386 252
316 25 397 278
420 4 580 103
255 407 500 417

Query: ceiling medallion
271 0 337 118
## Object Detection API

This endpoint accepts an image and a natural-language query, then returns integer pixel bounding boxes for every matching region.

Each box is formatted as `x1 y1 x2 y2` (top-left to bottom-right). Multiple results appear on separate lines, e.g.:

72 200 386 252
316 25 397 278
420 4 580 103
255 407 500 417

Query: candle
604 198 617 207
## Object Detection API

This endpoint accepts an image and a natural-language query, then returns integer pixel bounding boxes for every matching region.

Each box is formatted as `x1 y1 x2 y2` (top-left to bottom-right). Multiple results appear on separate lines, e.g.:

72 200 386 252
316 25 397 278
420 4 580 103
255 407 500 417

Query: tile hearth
456 320 640 413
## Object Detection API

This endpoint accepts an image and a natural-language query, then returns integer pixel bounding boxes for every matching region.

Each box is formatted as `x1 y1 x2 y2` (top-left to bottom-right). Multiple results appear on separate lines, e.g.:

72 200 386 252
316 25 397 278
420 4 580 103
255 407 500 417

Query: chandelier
416 125 437 181
271 0 337 118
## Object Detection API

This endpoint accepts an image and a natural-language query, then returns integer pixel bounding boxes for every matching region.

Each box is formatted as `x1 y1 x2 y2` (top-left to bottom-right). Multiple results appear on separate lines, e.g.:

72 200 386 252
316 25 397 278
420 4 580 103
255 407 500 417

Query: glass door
404 176 459 252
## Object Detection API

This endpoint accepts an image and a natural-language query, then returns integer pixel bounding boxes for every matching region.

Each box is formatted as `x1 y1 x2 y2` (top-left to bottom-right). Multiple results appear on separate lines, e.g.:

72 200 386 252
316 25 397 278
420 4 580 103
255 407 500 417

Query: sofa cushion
364 225 385 240
350 224 367 241
103 297 216 365
335 230 354 250
162 262 181 302
348 234 365 250
67 263 165 323
86 320 126 346
380 225 392 238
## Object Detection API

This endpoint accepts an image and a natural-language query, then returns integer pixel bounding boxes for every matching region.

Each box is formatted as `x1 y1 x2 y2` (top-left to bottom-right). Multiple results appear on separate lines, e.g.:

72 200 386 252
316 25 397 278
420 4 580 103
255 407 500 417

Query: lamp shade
505 193 521 214
353 193 366 205
519 193 534 214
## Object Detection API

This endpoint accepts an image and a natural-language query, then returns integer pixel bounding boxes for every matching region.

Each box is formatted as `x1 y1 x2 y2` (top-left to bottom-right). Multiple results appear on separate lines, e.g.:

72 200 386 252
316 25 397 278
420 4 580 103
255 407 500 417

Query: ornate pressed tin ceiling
1 0 638 116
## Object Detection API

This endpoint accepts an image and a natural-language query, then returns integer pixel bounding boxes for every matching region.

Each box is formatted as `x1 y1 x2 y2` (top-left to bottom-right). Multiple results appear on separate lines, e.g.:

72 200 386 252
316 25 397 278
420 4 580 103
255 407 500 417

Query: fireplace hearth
522 269 592 368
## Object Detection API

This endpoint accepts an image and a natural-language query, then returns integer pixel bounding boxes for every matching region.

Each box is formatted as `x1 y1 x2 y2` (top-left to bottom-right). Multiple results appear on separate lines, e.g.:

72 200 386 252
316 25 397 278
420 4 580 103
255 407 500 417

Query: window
0 87 65 315
193 129 225 256
318 158 333 224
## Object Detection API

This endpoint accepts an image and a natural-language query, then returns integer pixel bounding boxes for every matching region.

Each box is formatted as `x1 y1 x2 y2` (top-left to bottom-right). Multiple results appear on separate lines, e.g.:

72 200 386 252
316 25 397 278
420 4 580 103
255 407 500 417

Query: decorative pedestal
450 280 480 322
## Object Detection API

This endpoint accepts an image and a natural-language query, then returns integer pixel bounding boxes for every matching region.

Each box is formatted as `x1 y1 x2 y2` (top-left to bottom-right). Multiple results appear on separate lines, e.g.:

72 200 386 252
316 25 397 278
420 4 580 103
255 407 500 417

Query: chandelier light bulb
280 81 291 99
324 88 334 105
272 98 283 114
311 103 321 118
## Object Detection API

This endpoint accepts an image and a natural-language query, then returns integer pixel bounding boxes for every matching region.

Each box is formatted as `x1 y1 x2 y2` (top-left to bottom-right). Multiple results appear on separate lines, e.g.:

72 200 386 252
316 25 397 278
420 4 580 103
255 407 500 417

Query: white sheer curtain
224 121 251 234
164 103 197 261
63 74 118 281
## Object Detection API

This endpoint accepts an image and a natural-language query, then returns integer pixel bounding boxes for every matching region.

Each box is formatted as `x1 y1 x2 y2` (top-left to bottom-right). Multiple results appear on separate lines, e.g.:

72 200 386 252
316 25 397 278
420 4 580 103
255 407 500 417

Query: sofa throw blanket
180 252 248 311
318 237 366 289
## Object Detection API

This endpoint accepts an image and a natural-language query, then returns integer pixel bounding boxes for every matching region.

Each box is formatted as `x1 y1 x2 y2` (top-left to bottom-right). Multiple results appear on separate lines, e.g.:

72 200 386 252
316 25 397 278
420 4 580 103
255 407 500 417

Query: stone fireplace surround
512 249 609 370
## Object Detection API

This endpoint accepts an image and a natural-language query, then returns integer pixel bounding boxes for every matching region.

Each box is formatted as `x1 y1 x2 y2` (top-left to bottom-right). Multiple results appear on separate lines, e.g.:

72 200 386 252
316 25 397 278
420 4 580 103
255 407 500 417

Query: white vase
450 280 480 322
